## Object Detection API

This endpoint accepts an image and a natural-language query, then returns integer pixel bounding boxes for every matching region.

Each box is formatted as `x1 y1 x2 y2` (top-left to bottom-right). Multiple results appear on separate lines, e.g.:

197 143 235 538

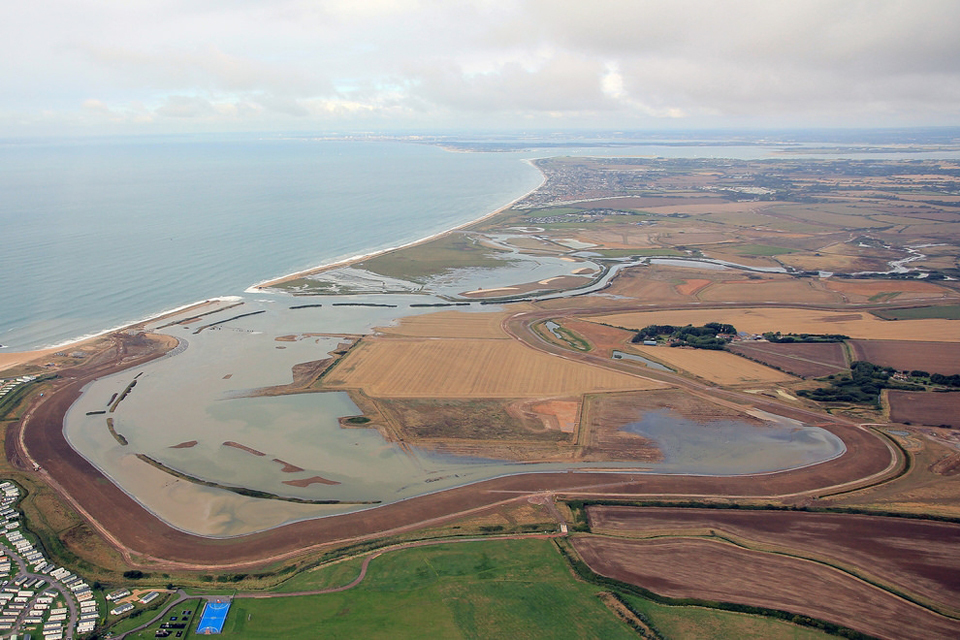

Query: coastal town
0 481 98 639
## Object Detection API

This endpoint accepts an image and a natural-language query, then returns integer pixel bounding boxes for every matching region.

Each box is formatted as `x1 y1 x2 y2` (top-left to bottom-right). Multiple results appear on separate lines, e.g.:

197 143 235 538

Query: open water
0 136 542 351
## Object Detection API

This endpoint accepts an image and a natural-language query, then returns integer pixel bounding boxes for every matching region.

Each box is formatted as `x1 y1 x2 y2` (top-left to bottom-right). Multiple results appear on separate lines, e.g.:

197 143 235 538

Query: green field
624 595 837 640
122 537 851 640
357 234 514 281
218 539 637 639
871 304 960 320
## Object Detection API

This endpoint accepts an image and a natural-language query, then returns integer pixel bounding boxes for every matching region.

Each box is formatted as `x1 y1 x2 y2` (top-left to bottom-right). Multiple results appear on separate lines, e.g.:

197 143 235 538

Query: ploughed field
727 341 848 378
850 340 960 376
888 391 960 427
572 536 960 640
585 506 960 610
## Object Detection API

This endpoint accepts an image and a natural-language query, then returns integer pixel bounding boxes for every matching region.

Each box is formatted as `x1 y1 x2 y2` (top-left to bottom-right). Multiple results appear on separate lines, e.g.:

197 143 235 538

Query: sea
4 133 959 352
0 136 543 351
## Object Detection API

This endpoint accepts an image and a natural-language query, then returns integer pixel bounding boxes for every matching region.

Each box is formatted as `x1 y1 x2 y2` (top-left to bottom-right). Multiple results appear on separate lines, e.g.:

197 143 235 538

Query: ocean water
0 136 542 351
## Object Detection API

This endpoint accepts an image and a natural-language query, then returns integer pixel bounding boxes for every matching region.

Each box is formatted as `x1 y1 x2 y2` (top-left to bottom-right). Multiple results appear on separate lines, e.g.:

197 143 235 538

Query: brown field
322 337 664 397
572 536 960 640
623 345 794 385
824 279 959 303
375 397 571 443
850 340 960 375
696 278 842 304
603 272 696 304
674 278 711 296
521 398 580 433
888 391 960 427
375 310 514 339
586 506 960 612
778 251 890 273
728 342 847 378
589 307 960 342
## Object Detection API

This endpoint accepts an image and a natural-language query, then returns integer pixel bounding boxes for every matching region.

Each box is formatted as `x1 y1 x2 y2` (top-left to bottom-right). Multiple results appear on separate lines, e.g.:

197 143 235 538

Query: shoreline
249 158 546 290
2 158 544 373
0 297 240 374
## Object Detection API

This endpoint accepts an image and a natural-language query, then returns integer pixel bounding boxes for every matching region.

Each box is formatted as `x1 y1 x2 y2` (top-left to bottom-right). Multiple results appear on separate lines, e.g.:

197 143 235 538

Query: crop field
590 307 960 342
323 337 664 397
849 340 960 375
695 278 842 304
221 539 639 639
888 391 960 427
728 342 848 378
586 506 960 612
572 536 960 640
622 344 794 385
376 310 514 339
872 305 960 320
824 279 958 303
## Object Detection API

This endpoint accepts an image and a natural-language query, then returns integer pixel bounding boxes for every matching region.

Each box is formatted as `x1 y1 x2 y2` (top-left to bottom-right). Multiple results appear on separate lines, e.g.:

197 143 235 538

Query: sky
2 0 959 135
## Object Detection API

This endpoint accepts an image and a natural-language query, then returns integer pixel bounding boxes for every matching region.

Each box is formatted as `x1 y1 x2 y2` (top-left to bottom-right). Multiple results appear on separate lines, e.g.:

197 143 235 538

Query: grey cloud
413 54 612 112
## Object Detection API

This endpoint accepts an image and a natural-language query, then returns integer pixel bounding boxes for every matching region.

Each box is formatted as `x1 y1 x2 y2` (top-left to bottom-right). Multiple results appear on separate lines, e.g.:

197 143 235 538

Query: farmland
849 340 960 375
322 337 664 397
585 506 960 613
572 536 960 640
888 391 960 427
613 343 795 385
728 341 848 378
591 307 960 342
872 305 960 320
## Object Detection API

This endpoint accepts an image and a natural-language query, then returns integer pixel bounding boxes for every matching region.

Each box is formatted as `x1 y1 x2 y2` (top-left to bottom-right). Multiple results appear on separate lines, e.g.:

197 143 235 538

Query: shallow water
63 298 845 537
622 409 844 475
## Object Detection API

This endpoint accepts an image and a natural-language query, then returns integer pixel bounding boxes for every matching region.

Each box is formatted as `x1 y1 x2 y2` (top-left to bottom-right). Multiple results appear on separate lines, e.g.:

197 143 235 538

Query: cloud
1 0 959 133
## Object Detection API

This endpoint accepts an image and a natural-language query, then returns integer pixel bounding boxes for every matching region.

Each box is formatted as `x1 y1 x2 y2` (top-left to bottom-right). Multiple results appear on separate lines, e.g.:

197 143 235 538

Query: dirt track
11 308 899 569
